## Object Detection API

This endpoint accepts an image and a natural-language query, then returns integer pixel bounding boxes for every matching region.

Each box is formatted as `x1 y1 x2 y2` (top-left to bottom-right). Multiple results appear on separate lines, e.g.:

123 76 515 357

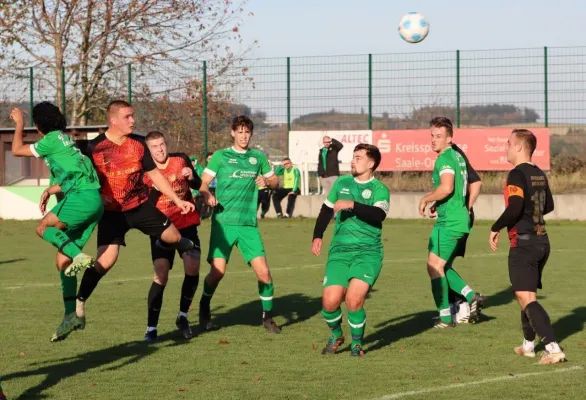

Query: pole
127 63 132 105
543 46 549 128
203 60 208 157
368 53 373 130
29 67 34 126
456 50 461 128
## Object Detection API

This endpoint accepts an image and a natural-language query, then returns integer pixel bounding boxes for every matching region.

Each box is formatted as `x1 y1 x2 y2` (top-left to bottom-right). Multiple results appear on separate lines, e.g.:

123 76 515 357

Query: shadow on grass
203 292 322 332
0 258 26 265
4 328 191 400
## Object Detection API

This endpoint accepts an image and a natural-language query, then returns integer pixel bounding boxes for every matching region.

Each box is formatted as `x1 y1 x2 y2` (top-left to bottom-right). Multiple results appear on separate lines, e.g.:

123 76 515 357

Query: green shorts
207 222 266 264
51 189 104 250
323 249 383 288
427 224 467 263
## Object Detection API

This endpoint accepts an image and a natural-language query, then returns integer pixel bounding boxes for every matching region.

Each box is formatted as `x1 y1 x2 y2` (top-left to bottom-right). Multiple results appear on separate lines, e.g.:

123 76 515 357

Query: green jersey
432 147 470 232
31 130 100 194
204 147 273 226
325 175 390 252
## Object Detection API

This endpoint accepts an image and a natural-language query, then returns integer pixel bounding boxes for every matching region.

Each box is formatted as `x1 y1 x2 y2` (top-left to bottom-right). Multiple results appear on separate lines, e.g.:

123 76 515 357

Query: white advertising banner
288 130 373 168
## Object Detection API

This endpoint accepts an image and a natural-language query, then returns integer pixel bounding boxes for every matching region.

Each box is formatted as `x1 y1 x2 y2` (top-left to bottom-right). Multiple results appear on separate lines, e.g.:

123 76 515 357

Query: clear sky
239 1 586 57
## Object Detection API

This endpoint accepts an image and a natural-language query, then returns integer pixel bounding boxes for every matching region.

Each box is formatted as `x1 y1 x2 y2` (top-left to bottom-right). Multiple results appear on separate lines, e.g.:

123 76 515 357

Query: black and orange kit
492 162 554 291
86 134 170 246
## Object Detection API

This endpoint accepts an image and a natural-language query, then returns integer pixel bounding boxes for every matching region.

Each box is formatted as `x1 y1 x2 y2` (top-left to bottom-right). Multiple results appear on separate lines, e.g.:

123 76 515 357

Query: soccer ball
398 12 429 43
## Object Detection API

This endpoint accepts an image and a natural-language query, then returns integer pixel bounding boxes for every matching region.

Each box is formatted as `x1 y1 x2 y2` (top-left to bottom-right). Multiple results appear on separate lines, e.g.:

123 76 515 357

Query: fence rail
1 46 586 160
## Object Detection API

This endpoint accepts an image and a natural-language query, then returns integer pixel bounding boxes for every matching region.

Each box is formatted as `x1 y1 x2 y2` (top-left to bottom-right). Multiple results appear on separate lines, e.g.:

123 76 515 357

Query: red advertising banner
372 128 550 171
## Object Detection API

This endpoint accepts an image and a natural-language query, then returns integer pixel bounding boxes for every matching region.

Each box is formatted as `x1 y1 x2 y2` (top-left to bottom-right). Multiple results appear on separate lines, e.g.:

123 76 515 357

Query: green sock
348 308 366 347
42 227 82 260
431 277 451 323
445 268 476 302
321 307 343 338
59 270 77 314
258 281 274 312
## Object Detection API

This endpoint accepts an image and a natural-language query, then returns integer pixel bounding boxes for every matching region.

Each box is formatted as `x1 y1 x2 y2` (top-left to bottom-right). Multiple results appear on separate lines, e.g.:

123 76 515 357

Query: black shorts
149 224 201 268
508 235 550 292
97 200 170 247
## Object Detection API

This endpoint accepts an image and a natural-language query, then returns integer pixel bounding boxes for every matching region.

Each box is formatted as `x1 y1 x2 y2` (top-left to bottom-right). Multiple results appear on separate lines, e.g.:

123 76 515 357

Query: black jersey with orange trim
504 163 554 247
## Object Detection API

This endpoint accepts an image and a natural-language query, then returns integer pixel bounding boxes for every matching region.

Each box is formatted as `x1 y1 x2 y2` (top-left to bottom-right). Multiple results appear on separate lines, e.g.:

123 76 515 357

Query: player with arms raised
10 103 103 342
197 116 281 333
419 117 484 328
489 129 565 364
143 131 202 341
312 144 390 357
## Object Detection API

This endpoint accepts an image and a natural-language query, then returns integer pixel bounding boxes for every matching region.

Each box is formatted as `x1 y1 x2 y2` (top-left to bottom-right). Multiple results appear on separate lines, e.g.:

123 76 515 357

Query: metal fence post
203 60 208 157
456 50 461 128
61 66 66 118
287 57 291 132
543 46 549 128
368 54 373 130
127 63 132 105
29 67 34 126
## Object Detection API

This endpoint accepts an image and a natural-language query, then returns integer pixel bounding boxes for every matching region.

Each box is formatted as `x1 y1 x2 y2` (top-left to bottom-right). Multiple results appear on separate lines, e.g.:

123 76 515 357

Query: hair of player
429 116 454 137
206 152 214 157
282 157 291 162
512 128 537 156
231 115 254 133
107 100 132 119
145 131 165 141
32 102 67 134
354 143 381 171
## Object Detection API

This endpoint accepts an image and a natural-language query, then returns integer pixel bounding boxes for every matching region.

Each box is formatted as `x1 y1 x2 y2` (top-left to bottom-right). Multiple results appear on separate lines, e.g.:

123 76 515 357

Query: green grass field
1 219 585 400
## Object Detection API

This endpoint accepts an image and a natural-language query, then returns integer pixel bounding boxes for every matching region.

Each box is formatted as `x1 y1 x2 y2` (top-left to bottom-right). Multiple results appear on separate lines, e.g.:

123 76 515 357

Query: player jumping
489 129 566 364
312 144 390 357
419 117 484 328
197 115 281 333
10 104 103 342
63 100 196 337
143 131 202 341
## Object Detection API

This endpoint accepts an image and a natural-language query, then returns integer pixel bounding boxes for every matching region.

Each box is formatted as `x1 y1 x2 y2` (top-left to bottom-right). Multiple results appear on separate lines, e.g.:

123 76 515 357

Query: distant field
1 219 585 400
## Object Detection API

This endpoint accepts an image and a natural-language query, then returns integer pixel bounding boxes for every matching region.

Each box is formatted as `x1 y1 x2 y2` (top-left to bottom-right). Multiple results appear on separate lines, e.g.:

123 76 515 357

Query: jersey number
461 170 468 197
531 191 546 235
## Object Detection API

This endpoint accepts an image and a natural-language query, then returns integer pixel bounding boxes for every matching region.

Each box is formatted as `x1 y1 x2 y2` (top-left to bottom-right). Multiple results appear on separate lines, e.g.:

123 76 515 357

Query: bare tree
0 0 254 125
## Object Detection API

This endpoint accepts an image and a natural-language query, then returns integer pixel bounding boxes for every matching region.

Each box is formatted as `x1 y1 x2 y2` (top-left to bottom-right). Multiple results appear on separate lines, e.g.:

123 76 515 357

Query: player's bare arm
467 180 482 210
146 168 196 214
419 173 454 216
10 108 34 157
256 173 279 190
39 184 63 214
199 172 217 206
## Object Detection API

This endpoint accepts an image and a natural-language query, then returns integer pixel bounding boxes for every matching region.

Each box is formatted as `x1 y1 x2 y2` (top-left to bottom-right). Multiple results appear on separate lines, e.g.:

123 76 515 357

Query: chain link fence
1 46 585 162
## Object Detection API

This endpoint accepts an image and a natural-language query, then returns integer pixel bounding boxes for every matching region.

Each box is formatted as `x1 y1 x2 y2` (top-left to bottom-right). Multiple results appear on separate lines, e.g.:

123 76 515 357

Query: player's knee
154 275 169 286
35 222 47 238
161 227 181 244
426 262 443 278
56 258 71 271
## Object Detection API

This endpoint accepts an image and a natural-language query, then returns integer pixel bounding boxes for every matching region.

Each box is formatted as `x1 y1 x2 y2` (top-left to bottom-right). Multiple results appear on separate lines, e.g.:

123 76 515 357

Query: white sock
523 339 535 351
545 342 561 353
178 311 188 318
147 326 157 332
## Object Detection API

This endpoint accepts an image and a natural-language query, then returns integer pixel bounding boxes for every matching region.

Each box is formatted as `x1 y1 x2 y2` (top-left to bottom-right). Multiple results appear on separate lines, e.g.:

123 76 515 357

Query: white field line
375 365 584 400
1 248 582 290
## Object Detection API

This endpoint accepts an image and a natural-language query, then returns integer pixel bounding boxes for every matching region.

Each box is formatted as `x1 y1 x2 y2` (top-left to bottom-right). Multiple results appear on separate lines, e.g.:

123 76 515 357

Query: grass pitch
1 219 585 400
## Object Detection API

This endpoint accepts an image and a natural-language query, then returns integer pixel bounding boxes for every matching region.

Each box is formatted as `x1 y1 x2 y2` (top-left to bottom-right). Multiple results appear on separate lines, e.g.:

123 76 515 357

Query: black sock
524 301 556 345
76 267 105 302
148 282 166 328
179 274 199 314
521 309 536 341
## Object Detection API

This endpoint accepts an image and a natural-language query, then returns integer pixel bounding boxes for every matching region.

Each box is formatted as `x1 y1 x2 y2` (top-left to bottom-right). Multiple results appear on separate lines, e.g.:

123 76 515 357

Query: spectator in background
257 182 271 219
272 157 301 218
317 136 343 195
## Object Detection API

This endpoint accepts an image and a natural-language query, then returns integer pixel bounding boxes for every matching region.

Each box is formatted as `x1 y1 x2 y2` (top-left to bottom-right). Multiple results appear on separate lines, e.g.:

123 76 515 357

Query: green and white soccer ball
398 12 430 44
